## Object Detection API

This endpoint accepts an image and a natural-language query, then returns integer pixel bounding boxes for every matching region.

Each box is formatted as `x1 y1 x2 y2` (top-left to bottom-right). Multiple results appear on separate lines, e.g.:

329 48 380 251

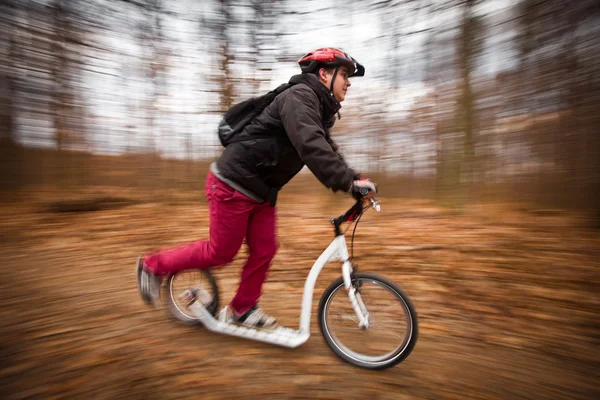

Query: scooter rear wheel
164 269 219 325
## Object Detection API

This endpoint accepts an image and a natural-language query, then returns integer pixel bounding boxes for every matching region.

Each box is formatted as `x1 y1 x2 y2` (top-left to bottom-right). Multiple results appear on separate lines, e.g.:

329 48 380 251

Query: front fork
342 262 370 328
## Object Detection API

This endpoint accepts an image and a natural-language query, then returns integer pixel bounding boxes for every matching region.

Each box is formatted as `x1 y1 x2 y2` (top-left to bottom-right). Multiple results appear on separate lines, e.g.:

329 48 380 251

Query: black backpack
218 82 295 147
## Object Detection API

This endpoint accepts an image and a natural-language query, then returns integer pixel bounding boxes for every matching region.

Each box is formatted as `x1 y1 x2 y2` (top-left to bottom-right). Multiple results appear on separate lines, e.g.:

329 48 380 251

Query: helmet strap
329 66 340 95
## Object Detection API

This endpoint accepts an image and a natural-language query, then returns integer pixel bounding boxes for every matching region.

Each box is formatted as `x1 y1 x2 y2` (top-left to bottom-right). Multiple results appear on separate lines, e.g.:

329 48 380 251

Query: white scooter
163 197 418 370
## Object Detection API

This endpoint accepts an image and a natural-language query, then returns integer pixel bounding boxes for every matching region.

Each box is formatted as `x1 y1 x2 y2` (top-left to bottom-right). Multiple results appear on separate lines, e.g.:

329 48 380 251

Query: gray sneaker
179 286 213 309
136 255 162 308
231 305 278 329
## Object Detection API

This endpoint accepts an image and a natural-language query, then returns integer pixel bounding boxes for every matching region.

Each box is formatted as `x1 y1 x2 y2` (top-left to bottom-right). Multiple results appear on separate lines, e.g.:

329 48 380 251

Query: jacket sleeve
325 131 350 168
278 86 357 192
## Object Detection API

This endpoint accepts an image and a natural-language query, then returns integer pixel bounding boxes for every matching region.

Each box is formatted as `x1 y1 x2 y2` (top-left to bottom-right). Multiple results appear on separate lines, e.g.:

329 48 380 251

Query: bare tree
247 0 280 95
51 0 74 151
456 0 481 204
217 0 235 113
0 1 17 146
0 1 23 196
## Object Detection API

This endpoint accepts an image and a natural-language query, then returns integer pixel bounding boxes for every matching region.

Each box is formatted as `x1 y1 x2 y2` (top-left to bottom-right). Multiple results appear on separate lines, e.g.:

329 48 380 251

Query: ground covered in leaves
1 187 598 399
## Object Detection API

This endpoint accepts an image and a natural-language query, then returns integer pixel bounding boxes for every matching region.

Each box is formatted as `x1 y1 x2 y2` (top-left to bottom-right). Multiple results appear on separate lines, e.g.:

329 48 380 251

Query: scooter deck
188 302 310 348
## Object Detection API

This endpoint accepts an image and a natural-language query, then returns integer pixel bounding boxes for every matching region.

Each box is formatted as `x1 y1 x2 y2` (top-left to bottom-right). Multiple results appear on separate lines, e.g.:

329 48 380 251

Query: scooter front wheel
164 269 219 325
318 272 418 370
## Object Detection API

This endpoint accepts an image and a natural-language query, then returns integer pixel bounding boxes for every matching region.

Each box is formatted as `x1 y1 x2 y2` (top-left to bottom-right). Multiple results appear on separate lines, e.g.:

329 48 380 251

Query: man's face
320 66 352 102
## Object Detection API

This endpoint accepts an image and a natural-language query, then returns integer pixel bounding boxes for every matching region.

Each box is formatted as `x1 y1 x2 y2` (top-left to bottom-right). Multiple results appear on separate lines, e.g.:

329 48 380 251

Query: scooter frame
184 199 380 348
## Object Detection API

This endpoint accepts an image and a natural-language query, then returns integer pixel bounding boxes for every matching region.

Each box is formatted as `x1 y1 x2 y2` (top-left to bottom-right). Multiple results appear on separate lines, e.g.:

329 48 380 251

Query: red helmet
298 47 365 77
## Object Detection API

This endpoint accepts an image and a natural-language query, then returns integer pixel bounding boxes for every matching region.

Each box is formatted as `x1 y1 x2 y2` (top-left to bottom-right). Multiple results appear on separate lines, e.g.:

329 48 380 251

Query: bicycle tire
318 272 418 370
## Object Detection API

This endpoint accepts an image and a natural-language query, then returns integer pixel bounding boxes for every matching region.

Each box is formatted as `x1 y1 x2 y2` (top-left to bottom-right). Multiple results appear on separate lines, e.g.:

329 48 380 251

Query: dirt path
1 193 598 399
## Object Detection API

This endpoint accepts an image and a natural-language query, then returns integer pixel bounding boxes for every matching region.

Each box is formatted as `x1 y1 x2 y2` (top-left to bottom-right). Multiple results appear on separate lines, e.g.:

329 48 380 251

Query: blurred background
0 1 599 399
1 0 598 214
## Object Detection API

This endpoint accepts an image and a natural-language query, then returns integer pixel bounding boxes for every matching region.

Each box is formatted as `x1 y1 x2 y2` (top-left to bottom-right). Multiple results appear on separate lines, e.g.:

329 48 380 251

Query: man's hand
350 178 377 200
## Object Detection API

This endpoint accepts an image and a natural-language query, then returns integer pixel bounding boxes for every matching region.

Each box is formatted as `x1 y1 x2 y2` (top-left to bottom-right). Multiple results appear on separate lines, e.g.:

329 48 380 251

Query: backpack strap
223 83 294 145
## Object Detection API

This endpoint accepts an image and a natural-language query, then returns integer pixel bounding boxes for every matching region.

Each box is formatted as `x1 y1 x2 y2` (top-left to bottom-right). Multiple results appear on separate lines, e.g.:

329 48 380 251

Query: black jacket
215 73 358 205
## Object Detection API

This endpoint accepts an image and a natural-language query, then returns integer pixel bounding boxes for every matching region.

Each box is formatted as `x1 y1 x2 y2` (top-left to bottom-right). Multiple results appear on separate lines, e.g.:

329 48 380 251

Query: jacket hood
289 73 341 121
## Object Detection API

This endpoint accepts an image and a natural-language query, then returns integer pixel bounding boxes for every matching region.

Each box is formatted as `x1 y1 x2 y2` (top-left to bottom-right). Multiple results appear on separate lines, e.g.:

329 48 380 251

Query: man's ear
319 68 329 82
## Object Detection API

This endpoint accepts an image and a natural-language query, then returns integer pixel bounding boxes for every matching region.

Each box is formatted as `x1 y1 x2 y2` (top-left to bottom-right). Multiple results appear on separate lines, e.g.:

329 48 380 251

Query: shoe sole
136 255 152 306
230 315 278 330
230 320 279 331
218 307 277 330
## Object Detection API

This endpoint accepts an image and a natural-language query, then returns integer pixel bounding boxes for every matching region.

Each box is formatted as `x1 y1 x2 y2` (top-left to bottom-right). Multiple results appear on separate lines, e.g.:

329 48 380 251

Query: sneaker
136 255 162 308
179 286 212 308
231 304 278 329
178 289 197 309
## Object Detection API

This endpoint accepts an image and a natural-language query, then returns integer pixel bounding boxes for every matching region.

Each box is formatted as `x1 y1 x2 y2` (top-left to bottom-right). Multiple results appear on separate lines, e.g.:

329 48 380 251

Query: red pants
144 172 277 315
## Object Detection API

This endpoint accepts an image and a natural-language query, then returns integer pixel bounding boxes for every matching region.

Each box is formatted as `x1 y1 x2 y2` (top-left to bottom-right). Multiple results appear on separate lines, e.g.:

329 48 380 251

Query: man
137 47 377 329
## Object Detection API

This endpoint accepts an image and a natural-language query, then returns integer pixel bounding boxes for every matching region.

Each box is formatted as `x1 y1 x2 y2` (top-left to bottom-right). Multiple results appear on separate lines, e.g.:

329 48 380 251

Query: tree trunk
457 0 476 206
